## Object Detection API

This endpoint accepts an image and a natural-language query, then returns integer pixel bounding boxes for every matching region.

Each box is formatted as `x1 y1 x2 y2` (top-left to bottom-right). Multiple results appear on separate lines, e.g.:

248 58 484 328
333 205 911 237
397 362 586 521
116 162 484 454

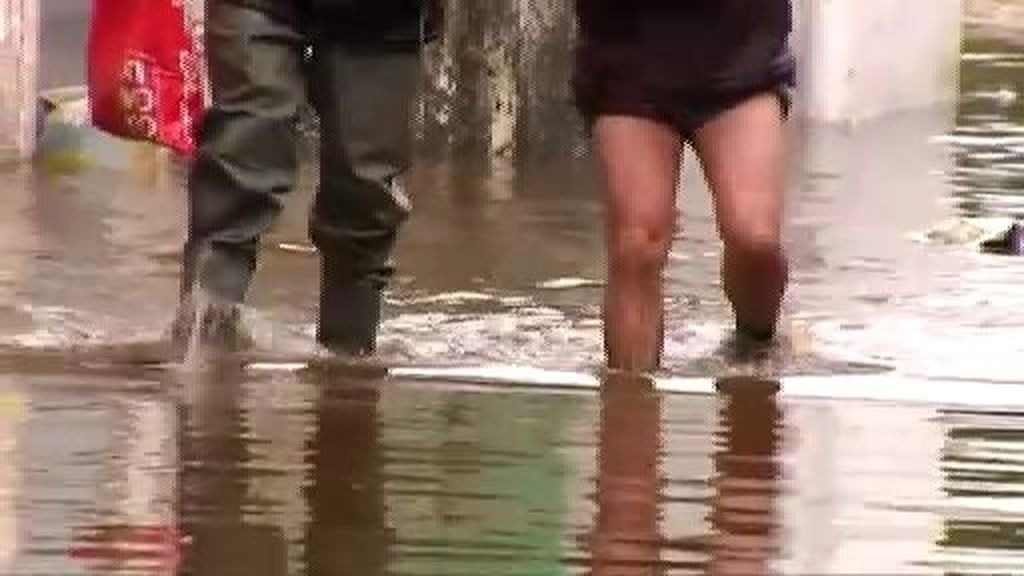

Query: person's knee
309 176 411 276
723 224 783 263
315 175 411 231
609 219 674 275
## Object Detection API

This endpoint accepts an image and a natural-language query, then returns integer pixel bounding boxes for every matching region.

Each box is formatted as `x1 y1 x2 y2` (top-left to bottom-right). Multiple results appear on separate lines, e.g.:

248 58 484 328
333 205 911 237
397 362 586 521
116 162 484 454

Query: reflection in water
937 408 1024 574
303 376 387 576
69 398 178 576
13 369 1024 574
708 378 782 576
949 36 1024 219
178 367 388 576
178 366 289 576
590 375 663 575
382 381 576 575
0 390 24 574
589 375 782 575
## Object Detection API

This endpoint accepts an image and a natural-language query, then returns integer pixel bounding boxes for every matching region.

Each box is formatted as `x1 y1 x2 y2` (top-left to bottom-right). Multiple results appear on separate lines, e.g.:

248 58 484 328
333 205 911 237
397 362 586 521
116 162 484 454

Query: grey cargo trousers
182 2 419 310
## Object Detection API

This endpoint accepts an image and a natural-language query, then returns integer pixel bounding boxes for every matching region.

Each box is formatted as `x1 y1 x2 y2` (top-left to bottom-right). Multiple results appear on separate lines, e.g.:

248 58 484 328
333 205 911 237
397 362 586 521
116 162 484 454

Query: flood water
1 24 1023 575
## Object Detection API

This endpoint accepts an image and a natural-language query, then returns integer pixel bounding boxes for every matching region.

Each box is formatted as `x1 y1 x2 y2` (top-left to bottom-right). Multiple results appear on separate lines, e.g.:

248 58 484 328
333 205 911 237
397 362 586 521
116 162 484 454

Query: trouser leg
182 3 307 304
308 43 420 354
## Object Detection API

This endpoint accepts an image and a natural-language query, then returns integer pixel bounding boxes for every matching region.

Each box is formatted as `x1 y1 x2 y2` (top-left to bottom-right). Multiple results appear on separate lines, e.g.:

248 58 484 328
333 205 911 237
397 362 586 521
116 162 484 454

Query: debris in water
910 217 1017 246
536 277 604 290
403 292 496 305
981 221 1024 256
277 243 317 254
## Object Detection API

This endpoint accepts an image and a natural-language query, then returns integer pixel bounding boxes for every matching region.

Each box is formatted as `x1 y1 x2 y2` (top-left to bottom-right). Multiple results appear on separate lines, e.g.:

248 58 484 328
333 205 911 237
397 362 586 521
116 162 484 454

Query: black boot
317 255 383 356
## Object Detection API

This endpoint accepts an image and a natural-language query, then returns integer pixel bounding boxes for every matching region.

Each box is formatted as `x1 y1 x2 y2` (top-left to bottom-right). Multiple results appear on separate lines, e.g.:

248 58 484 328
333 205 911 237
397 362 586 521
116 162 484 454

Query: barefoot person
173 0 441 357
573 0 796 371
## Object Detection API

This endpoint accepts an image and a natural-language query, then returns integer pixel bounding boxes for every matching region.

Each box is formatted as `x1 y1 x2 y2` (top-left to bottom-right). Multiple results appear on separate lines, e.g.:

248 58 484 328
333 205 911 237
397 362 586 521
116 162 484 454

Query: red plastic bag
87 0 206 155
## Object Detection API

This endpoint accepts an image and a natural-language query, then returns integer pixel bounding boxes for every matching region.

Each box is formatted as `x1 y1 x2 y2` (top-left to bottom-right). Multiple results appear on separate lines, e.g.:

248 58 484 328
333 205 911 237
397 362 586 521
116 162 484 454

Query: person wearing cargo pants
174 0 440 356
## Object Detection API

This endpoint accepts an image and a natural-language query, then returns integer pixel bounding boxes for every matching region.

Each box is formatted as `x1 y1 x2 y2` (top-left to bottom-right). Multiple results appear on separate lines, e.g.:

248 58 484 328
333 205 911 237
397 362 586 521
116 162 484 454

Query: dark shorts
574 78 795 141
572 0 796 140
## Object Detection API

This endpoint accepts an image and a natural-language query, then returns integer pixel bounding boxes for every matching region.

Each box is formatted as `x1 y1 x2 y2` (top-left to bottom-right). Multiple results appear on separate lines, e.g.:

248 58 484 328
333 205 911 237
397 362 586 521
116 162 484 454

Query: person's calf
604 223 673 372
721 232 788 341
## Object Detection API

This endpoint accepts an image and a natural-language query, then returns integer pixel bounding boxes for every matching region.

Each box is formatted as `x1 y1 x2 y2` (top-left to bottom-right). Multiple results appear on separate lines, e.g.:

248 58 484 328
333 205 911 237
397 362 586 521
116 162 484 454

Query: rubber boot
317 255 382 356
169 285 253 363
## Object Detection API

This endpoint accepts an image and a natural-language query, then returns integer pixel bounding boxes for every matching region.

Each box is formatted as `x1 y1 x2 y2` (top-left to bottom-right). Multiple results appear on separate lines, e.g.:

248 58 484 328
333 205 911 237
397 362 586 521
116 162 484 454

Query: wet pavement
1 24 1023 576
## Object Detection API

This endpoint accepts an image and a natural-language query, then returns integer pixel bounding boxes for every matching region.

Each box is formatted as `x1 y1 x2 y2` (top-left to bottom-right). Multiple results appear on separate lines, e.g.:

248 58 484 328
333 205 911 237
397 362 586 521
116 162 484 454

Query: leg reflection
178 365 289 576
304 378 387 576
590 373 664 576
708 377 783 576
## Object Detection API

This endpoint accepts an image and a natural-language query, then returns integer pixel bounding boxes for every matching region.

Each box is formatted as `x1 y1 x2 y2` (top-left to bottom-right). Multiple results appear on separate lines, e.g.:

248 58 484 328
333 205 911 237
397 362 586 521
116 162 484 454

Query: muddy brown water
0 31 1022 575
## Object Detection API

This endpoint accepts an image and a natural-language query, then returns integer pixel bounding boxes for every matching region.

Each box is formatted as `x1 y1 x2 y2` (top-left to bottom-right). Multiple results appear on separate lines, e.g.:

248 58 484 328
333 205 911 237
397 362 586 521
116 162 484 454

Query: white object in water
911 216 1016 246
536 277 604 290
38 86 90 127
277 242 317 254
995 87 1018 106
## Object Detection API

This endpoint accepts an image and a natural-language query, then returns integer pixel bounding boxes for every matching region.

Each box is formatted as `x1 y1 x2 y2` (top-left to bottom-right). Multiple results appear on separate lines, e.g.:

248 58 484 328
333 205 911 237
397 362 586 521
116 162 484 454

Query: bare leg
693 93 788 339
594 116 681 372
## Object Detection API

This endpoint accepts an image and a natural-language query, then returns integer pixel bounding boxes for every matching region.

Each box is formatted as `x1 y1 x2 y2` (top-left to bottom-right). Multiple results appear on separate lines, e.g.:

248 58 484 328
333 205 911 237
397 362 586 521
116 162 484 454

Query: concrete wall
796 0 963 124
419 0 967 156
